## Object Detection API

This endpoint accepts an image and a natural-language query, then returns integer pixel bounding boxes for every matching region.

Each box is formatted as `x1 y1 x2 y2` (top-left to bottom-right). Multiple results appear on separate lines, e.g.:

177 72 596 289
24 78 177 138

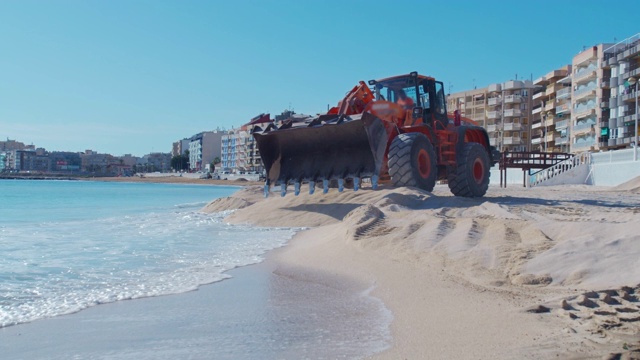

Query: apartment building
487 80 536 152
601 33 640 150
143 153 171 172
188 130 226 171
448 79 536 153
447 88 488 127
569 45 611 153
172 139 191 157
49 152 82 172
221 124 263 173
531 66 572 153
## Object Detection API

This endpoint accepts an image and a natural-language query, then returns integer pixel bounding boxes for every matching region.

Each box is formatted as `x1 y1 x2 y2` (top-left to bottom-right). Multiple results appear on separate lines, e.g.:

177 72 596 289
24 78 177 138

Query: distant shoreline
0 174 262 186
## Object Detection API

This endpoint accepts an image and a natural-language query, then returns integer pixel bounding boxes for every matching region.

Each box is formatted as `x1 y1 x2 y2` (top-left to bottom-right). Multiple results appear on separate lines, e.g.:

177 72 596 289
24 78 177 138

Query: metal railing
529 152 591 187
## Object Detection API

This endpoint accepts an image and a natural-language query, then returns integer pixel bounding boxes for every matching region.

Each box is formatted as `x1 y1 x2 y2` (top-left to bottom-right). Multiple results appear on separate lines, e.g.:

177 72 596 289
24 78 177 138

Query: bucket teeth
309 181 316 194
353 177 360 191
338 179 344 192
280 184 287 197
372 175 379 190
322 179 329 194
294 182 301 196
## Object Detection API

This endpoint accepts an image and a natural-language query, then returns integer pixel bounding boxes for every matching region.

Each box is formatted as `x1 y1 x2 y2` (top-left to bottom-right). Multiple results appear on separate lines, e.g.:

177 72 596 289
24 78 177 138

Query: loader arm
328 81 376 116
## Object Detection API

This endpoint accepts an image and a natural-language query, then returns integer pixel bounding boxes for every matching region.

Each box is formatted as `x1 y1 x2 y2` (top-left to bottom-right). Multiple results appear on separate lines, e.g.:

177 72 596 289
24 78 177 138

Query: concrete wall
489 167 529 186
590 148 640 186
590 161 640 186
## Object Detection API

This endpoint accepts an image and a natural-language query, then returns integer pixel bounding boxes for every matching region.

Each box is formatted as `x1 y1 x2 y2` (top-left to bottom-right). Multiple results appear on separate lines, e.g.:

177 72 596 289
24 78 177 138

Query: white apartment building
221 125 263 173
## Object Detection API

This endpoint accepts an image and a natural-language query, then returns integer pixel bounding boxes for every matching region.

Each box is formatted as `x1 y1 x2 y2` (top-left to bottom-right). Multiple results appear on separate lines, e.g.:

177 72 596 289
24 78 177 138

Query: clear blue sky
1 0 637 157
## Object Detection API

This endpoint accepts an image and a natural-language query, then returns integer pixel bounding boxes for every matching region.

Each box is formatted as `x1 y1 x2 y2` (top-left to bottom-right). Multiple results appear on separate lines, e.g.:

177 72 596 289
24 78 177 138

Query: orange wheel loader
252 72 500 197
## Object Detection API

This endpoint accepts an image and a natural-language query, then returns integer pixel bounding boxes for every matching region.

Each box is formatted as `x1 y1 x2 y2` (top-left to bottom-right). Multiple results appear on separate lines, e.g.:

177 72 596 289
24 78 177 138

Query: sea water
0 180 391 359
0 180 298 327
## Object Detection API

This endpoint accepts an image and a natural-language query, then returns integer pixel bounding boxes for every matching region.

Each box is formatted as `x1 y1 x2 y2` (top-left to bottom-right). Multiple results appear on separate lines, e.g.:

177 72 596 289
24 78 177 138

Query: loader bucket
253 112 388 193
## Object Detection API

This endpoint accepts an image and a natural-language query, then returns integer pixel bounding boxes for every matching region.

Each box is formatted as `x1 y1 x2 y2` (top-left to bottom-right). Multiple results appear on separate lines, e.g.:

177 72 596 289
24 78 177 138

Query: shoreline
218 182 640 359
2 178 639 358
1 174 263 186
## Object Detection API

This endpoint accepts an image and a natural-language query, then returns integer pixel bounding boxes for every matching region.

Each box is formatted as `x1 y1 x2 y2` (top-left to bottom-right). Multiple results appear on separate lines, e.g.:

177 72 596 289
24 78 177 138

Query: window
434 82 446 115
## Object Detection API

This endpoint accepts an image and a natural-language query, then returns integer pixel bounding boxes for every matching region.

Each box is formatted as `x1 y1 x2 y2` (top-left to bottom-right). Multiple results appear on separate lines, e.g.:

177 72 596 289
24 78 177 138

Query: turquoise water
0 180 391 359
0 180 298 327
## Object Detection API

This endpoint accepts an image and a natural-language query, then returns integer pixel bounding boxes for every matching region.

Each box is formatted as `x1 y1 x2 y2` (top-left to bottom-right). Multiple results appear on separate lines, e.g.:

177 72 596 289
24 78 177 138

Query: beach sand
204 180 640 359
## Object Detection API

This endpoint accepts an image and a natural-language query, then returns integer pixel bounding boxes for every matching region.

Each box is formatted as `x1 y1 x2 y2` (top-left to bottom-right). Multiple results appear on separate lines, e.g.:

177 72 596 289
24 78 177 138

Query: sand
204 181 640 359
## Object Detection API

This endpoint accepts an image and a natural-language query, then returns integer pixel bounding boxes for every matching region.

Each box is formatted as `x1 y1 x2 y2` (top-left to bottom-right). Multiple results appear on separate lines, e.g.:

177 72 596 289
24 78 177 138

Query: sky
0 0 637 157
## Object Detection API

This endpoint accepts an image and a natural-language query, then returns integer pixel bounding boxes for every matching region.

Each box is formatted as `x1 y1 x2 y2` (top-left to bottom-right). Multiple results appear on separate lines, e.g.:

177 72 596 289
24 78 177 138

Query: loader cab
371 74 448 129
419 79 448 129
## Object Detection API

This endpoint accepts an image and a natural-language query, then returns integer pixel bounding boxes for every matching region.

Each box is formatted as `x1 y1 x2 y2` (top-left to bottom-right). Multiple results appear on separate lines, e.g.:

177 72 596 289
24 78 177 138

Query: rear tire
447 142 490 197
388 133 437 192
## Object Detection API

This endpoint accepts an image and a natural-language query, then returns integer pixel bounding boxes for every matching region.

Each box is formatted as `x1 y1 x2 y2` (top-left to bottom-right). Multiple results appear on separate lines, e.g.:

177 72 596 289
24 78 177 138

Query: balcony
532 106 542 115
545 118 555 127
487 111 499 119
599 80 610 89
544 102 555 111
503 136 522 145
532 91 545 100
503 109 522 117
573 121 595 135
556 87 571 99
555 119 569 129
531 137 542 145
486 124 497 132
504 95 522 103
574 67 597 82
556 102 571 114
572 138 596 151
488 97 501 106
503 123 522 131
531 121 542 129
573 85 597 101
545 83 563 95
573 103 596 119
555 137 568 145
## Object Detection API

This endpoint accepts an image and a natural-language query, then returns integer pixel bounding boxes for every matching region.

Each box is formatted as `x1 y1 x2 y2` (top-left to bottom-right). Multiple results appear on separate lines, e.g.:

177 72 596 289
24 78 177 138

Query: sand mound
612 175 640 192
201 185 264 213
207 183 640 357
212 185 639 290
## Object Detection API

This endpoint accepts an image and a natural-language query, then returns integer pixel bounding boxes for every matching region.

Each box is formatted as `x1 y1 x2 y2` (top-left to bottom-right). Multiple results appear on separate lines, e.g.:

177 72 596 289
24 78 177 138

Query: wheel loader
252 71 499 197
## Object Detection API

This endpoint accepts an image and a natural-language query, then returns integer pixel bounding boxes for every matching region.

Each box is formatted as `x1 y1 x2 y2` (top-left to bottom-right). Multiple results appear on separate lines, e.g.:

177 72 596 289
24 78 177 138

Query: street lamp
628 77 638 161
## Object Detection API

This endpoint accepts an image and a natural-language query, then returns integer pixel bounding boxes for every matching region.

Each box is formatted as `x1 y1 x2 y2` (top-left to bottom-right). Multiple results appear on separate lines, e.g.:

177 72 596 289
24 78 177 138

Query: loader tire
447 142 490 197
388 133 437 192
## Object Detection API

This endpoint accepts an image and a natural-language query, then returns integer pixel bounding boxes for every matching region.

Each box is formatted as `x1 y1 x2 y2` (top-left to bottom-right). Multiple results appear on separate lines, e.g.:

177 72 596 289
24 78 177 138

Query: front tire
447 142 490 197
388 133 437 192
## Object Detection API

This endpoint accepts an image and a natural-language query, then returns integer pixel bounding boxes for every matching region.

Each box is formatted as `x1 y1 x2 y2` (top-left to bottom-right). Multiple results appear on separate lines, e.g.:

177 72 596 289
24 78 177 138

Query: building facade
447 80 536 153
221 125 263 173
532 66 572 153
447 32 639 157
601 34 640 150
188 131 226 171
